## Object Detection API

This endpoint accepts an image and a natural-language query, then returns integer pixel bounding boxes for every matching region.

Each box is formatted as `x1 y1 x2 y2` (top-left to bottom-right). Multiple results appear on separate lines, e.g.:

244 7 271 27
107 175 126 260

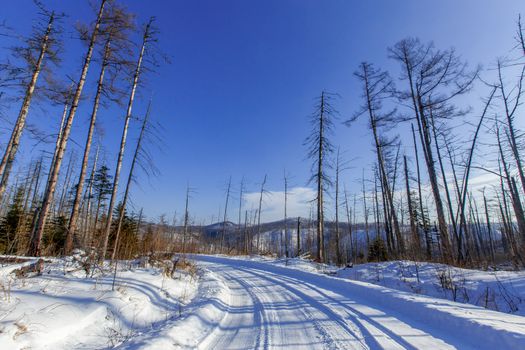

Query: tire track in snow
197 265 265 350
235 266 368 350
225 270 269 350
233 263 455 350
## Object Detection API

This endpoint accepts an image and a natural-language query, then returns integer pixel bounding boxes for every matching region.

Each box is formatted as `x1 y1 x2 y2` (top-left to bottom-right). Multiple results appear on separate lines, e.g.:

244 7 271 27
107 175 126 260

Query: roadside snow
0 255 197 350
137 255 525 350
228 256 525 317
338 260 525 316
2 254 525 349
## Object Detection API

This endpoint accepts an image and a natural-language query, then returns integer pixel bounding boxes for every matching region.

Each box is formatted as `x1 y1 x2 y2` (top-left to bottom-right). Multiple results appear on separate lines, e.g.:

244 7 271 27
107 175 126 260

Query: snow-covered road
124 255 525 349
5 256 524 349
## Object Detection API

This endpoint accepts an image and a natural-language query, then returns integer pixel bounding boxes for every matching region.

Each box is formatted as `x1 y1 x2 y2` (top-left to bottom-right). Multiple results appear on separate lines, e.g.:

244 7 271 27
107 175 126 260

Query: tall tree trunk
334 150 342 264
220 176 232 252
0 13 55 202
256 174 267 253
296 216 301 257
429 110 459 252
82 147 99 247
316 93 325 262
243 210 249 254
182 186 190 254
111 101 151 261
404 155 420 256
412 124 432 260
66 38 112 254
361 66 403 256
100 18 152 261
238 177 244 253
57 153 75 217
497 127 525 242
362 172 370 250
456 87 497 263
284 172 289 258
30 1 107 257
403 56 453 262
344 186 353 263
498 61 525 198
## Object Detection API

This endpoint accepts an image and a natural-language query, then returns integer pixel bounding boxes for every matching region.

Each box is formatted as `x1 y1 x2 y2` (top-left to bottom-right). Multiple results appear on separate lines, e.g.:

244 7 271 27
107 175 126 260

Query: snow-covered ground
233 256 525 317
0 254 197 350
2 254 525 349
120 255 525 349
338 260 525 316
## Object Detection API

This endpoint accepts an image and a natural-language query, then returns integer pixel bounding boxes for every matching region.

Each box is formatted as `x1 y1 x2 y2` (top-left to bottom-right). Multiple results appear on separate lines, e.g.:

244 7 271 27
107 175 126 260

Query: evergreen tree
0 187 25 253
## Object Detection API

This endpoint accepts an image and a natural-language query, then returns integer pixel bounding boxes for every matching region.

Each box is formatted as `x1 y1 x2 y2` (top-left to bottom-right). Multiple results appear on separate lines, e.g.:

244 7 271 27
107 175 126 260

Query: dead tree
30 0 108 257
497 125 525 243
455 87 497 261
296 216 301 257
389 38 477 263
496 60 525 198
182 185 191 254
220 176 232 252
111 101 152 261
362 171 370 250
350 62 404 256
429 110 459 254
255 175 268 253
343 185 353 262
305 91 336 263
0 10 60 203
81 146 99 247
100 18 154 261
404 155 420 256
283 171 289 258
411 124 432 259
237 177 244 252
333 149 343 264
66 5 134 254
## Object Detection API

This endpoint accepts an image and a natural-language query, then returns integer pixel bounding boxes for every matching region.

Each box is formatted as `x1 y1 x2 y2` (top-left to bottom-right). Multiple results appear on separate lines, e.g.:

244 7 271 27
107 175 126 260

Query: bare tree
182 184 191 254
350 62 404 257
333 149 343 264
404 155 420 256
100 18 155 261
455 87 497 261
220 176 232 252
305 91 336 263
30 0 108 256
237 177 245 253
0 8 61 203
255 174 267 253
111 100 153 261
389 38 477 263
283 170 289 258
66 4 134 254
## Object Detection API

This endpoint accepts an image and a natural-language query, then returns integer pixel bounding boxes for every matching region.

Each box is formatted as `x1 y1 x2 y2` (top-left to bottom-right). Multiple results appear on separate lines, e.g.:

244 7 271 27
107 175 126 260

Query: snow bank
338 260 525 316
0 255 198 350
235 256 525 317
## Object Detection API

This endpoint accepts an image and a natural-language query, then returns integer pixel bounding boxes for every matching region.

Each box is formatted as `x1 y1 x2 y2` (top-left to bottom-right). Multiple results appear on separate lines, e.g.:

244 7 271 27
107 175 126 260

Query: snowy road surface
122 255 525 349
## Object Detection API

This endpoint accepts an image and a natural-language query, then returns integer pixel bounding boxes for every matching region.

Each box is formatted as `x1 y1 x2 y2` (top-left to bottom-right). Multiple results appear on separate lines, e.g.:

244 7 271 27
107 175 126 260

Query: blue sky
1 0 524 224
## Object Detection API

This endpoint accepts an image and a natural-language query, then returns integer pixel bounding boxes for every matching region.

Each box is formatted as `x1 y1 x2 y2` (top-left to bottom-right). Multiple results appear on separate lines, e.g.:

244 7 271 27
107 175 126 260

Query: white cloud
243 187 316 222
